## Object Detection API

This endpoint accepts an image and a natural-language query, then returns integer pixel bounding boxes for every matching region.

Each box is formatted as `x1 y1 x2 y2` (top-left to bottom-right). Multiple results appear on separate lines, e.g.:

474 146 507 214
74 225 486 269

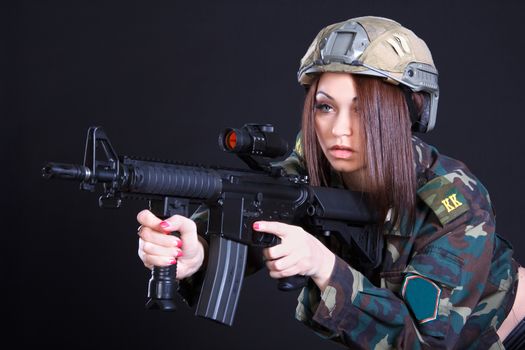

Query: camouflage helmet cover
298 16 439 132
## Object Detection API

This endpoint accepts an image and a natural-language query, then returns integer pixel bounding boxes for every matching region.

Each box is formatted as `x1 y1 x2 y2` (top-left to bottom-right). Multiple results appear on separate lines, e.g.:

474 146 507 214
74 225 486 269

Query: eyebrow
316 91 358 102
315 91 334 100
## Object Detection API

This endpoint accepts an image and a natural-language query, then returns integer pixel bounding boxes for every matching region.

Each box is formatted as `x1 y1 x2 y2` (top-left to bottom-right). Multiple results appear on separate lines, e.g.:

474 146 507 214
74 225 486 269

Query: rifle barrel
42 162 91 181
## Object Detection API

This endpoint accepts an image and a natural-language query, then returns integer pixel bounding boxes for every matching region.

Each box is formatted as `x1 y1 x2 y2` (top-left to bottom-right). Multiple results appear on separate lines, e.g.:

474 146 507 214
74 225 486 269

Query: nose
332 110 353 137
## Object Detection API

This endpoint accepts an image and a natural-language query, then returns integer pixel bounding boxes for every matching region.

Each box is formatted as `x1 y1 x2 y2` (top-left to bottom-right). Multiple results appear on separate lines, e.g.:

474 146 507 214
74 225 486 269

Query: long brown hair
301 74 417 232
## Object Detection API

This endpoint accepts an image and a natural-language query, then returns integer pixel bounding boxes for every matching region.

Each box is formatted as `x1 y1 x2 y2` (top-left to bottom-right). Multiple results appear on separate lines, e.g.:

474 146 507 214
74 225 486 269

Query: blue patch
402 274 441 323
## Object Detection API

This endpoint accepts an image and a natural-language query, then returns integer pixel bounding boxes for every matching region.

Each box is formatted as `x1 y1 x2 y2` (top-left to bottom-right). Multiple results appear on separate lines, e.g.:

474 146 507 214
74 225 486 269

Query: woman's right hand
137 209 206 280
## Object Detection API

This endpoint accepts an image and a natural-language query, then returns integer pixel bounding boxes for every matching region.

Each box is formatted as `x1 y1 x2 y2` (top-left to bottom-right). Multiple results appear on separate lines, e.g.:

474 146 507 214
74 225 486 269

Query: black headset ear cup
417 94 432 133
409 93 432 133
402 86 424 133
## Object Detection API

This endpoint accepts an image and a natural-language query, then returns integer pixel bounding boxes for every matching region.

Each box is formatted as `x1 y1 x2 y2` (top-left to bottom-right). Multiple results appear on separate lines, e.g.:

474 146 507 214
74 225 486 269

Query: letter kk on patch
417 175 470 226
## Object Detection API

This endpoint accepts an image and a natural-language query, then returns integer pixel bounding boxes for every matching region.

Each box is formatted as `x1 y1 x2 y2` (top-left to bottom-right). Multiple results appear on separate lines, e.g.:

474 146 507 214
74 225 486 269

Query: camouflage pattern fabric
183 135 519 349
294 136 520 349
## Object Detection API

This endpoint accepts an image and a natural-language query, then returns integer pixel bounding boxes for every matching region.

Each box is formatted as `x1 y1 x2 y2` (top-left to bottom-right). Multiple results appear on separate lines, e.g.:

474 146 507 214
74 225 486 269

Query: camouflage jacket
184 136 519 349
292 136 519 349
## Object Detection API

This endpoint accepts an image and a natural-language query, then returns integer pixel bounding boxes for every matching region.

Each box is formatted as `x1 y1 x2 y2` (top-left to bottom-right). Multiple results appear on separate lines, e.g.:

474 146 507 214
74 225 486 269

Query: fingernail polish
169 258 177 265
176 240 183 248
176 251 183 258
253 222 260 230
160 221 170 229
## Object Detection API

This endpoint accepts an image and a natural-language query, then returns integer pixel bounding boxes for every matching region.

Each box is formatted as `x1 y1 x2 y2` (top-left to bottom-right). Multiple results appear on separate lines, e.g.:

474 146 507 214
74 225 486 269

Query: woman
136 16 524 349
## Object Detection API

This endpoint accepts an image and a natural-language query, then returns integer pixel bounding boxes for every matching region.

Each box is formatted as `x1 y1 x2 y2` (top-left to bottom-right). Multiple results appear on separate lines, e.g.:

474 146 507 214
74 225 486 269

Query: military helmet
298 16 439 133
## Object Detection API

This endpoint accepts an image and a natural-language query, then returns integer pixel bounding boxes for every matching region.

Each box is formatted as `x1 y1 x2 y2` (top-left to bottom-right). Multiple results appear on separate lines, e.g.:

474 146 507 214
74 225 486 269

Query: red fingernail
176 251 183 258
169 258 177 265
160 221 170 229
253 222 260 230
176 240 183 248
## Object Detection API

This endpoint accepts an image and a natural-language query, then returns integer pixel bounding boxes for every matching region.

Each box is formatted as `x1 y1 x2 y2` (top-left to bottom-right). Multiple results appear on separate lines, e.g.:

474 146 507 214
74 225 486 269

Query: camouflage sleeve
271 131 307 176
296 172 499 349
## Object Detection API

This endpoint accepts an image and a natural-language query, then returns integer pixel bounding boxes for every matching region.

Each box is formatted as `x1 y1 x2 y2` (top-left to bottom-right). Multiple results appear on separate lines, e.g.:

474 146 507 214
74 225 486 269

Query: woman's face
314 72 366 176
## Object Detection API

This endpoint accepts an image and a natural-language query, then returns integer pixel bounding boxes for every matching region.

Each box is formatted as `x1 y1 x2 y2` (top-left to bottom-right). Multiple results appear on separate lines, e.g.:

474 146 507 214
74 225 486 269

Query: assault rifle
41 124 382 326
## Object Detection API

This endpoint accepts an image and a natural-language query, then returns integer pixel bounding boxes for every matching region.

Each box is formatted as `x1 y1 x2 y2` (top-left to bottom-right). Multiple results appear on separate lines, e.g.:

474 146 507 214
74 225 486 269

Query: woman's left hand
254 221 336 291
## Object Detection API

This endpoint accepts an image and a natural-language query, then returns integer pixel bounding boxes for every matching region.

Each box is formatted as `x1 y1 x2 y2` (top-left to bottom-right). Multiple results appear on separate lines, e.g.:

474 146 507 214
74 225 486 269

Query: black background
4 1 525 349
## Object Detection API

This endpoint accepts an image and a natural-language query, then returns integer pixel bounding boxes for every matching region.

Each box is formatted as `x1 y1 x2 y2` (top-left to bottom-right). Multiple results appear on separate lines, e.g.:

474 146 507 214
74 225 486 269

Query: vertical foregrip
195 235 248 326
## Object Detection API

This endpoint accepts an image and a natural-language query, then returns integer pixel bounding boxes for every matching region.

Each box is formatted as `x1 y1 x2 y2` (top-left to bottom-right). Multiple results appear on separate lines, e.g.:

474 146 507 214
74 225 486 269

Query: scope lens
225 130 237 150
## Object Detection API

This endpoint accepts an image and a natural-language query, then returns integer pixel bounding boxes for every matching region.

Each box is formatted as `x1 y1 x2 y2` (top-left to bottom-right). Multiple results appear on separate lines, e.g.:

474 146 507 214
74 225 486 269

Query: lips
330 145 355 152
328 145 356 159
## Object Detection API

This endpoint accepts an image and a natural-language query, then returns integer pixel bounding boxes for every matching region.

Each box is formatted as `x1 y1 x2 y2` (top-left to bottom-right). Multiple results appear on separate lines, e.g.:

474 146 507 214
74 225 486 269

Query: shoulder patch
402 274 441 323
417 175 469 226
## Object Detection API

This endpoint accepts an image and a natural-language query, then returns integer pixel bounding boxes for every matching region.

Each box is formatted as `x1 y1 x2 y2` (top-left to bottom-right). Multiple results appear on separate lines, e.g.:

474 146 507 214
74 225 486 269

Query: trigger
253 231 280 246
